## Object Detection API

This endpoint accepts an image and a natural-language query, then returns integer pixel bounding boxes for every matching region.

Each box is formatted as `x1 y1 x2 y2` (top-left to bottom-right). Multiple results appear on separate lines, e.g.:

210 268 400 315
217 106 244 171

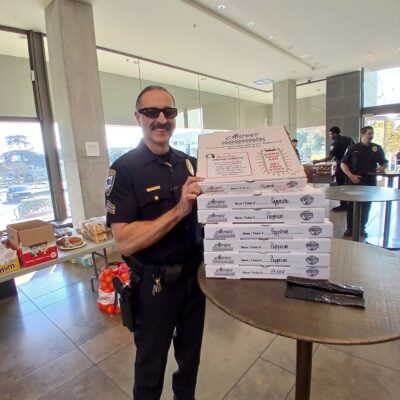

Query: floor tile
224 358 295 400
0 296 38 323
261 336 319 374
97 342 135 398
287 345 400 400
0 348 93 400
80 323 133 363
188 301 275 400
39 365 131 400
40 288 121 345
0 310 75 387
327 339 400 372
16 262 93 299
32 278 91 309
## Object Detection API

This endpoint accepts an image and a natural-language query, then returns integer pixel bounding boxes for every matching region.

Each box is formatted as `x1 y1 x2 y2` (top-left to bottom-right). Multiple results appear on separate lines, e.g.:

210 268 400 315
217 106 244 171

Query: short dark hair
135 85 175 109
291 138 298 143
329 126 341 135
361 126 374 135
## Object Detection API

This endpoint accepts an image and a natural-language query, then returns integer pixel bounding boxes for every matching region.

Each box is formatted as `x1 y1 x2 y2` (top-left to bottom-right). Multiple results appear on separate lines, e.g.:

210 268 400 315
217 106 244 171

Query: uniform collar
136 139 185 166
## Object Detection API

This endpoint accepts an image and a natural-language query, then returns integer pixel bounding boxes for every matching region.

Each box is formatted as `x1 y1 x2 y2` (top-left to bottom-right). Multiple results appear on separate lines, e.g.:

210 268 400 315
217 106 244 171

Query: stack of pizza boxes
196 127 332 280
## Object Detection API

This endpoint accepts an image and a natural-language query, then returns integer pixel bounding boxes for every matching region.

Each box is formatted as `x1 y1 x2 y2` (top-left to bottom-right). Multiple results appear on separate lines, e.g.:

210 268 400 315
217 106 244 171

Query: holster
116 255 144 332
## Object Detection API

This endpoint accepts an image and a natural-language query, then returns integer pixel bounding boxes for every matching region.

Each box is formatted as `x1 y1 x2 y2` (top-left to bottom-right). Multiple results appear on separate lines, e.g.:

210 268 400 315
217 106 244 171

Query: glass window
363 67 400 107
363 113 400 170
0 31 36 117
0 122 55 229
296 126 326 162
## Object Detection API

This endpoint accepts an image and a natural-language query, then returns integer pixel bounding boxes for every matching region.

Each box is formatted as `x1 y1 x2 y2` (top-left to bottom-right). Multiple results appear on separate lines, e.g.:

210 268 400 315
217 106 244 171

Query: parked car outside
6 185 33 202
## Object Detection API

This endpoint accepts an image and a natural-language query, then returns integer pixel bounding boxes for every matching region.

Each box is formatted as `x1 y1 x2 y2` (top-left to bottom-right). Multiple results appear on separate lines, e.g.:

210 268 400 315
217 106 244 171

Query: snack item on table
54 227 73 239
56 235 84 248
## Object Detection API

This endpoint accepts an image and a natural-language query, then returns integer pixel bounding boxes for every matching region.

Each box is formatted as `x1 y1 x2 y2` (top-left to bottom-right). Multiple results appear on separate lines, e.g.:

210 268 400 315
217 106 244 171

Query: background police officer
313 126 354 211
106 85 205 400
341 126 387 237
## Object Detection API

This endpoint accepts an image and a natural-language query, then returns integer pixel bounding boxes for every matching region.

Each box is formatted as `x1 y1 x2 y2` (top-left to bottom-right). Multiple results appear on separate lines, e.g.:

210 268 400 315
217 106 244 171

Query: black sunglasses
137 107 178 119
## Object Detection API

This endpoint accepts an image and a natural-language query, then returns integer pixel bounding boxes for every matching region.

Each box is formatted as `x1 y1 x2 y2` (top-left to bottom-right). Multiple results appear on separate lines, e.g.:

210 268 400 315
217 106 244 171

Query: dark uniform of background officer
105 85 205 400
313 126 354 211
341 126 387 237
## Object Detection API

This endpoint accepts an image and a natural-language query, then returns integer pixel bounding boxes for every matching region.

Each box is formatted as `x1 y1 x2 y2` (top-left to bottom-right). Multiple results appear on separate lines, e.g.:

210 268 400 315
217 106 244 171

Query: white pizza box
205 265 330 280
197 127 306 187
197 186 325 210
204 219 333 240
198 208 325 224
203 238 331 253
204 252 330 268
199 178 307 194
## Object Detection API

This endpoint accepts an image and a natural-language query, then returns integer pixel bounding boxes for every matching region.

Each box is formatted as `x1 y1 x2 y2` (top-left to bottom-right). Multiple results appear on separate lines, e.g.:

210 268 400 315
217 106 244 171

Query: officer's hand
350 174 362 184
177 176 204 218
376 165 386 173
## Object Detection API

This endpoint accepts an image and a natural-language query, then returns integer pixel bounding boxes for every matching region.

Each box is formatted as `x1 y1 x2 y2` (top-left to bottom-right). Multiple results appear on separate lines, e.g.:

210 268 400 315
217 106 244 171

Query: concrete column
45 0 109 225
272 79 296 135
326 71 361 145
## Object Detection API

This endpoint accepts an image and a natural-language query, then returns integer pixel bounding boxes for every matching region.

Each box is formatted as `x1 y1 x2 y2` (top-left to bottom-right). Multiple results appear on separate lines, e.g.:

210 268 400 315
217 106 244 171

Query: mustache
151 122 171 131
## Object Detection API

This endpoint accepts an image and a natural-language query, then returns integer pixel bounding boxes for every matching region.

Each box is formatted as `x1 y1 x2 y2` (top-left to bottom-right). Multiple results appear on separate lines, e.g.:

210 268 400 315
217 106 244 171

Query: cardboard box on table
204 219 333 240
7 220 58 267
197 127 307 193
198 208 325 224
205 265 330 280
203 238 331 253
197 186 325 210
204 251 330 268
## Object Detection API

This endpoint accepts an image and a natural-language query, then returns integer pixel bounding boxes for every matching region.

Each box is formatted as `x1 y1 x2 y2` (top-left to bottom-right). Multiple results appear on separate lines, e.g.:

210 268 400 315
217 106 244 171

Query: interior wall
296 94 326 128
0 54 36 117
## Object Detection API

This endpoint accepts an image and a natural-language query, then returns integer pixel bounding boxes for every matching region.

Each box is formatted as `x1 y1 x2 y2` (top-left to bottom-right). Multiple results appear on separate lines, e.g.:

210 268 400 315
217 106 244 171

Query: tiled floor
0 195 399 399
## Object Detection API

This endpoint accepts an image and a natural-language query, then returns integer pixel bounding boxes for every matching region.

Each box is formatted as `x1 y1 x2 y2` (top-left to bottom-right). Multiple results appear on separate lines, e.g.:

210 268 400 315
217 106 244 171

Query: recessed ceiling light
253 78 274 85
397 47 400 51
301 54 308 59
217 4 226 10
268 35 276 40
247 21 255 28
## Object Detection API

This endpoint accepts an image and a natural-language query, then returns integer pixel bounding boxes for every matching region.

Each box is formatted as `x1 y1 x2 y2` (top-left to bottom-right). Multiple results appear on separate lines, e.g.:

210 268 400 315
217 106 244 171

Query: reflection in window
296 126 326 162
0 122 55 229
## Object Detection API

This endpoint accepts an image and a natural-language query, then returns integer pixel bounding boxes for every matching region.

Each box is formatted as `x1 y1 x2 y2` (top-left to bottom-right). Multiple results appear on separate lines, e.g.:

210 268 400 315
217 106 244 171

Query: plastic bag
96 262 130 315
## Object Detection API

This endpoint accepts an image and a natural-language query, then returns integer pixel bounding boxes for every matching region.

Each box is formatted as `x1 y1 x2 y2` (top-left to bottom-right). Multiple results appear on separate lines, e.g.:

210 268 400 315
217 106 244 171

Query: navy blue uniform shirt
329 135 354 162
341 141 387 184
105 140 203 265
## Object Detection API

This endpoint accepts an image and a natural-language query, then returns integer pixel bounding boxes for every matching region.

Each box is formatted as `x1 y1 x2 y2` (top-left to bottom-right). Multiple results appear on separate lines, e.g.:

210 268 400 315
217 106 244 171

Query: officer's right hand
349 174 362 184
177 176 204 218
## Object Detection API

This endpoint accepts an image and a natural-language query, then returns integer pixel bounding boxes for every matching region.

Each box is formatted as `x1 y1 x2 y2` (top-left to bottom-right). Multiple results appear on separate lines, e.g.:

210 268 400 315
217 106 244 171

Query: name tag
146 185 161 192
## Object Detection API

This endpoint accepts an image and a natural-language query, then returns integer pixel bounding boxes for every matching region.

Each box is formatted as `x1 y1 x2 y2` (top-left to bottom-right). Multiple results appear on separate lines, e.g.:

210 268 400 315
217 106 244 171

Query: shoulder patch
372 146 378 152
105 169 116 196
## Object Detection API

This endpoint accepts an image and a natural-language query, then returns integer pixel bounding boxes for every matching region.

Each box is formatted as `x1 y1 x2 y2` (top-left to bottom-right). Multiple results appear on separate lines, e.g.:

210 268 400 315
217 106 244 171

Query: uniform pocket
137 188 175 219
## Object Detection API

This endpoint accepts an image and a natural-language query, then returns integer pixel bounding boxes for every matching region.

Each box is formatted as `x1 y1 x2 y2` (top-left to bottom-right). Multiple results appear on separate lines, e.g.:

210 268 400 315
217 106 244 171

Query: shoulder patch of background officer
105 169 116 196
372 146 378 152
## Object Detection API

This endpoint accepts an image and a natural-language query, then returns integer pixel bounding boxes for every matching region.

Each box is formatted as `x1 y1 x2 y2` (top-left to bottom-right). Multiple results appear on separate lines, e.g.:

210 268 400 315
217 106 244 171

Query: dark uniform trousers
133 265 206 400
346 176 376 231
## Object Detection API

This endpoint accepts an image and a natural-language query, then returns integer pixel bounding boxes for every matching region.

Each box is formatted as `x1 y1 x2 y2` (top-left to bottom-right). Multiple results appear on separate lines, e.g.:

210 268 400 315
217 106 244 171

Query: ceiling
1 0 399 101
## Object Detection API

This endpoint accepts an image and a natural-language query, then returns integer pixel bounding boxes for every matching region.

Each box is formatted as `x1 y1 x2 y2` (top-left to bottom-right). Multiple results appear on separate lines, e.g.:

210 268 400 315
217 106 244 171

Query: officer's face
135 89 176 151
361 128 374 145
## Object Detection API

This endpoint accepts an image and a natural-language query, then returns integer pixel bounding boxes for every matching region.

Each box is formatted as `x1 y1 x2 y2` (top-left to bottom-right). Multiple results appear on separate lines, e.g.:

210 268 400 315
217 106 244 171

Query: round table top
323 185 400 203
198 239 400 345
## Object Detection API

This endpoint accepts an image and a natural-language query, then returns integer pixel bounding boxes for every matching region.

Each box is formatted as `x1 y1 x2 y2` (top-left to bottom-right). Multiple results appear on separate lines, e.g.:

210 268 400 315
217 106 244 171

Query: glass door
363 113 400 170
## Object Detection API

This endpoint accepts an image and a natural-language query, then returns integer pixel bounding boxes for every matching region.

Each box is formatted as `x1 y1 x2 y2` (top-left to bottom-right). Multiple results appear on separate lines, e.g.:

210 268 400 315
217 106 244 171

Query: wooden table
366 171 400 249
323 185 400 242
0 238 116 297
198 239 400 400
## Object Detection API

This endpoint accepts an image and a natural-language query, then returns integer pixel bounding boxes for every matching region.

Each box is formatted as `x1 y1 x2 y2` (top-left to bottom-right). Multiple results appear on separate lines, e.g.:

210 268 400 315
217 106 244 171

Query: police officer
105 85 205 400
313 126 354 211
341 126 387 237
